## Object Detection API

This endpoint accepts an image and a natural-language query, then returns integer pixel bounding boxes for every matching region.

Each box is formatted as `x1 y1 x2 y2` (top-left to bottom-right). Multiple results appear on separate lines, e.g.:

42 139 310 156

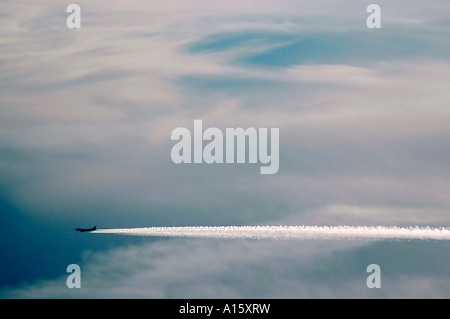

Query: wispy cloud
2 239 448 298
1 0 449 297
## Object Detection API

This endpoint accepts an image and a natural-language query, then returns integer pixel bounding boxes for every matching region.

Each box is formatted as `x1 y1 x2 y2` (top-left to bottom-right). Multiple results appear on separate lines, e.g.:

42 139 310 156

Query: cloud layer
0 0 449 297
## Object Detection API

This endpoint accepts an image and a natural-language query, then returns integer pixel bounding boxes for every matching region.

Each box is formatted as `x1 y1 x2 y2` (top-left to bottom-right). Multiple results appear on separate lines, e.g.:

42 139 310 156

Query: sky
0 0 449 298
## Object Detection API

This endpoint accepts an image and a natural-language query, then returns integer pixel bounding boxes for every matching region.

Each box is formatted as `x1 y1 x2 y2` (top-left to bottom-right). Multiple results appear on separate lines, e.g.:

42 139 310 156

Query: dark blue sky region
187 23 450 67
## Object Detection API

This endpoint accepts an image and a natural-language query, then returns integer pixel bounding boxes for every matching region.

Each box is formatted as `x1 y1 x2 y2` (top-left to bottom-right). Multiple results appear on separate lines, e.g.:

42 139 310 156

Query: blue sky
187 27 450 67
0 0 449 298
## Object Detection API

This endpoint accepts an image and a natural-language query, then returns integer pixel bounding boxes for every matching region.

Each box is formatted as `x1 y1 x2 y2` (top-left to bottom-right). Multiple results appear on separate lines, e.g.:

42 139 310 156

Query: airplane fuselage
75 226 96 232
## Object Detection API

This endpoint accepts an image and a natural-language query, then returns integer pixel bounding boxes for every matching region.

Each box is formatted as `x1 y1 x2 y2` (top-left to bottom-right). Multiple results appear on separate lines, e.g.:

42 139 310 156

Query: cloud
1 0 449 296
2 238 448 298
1 0 449 232
1 0 449 224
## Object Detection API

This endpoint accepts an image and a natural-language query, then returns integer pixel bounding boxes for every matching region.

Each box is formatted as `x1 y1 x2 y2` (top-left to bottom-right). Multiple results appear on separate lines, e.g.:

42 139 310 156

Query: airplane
75 226 97 232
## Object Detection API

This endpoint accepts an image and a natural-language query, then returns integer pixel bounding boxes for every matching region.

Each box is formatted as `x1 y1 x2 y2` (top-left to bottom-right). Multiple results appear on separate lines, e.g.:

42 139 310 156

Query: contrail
93 226 450 240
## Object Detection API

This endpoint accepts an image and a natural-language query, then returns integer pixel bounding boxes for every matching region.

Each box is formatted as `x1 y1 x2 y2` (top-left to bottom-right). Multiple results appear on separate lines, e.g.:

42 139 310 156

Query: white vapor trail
93 226 450 240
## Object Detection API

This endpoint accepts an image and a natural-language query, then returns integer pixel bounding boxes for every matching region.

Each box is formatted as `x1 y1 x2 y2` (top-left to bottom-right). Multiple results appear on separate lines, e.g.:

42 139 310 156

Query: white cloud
0 238 374 298
2 237 448 298
1 0 449 298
